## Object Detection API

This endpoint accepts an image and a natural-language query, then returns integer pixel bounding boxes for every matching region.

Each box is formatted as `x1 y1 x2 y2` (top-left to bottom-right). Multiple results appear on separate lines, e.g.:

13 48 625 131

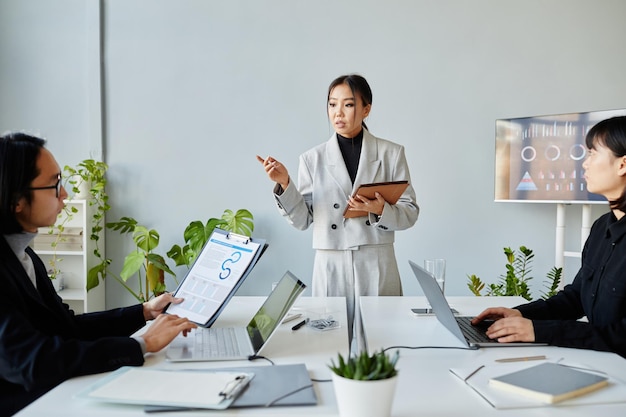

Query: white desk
361 296 626 416
17 296 626 416
17 296 349 417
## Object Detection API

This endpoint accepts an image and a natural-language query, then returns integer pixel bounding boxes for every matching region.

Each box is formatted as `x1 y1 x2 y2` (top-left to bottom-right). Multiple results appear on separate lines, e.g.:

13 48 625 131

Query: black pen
291 319 307 331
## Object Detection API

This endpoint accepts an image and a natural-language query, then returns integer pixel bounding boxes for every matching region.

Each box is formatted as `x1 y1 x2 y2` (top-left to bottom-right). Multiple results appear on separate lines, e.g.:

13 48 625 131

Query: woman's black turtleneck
337 129 363 185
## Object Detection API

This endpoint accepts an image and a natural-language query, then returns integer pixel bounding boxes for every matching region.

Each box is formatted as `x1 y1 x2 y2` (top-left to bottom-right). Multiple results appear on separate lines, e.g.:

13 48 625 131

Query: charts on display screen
494 108 626 203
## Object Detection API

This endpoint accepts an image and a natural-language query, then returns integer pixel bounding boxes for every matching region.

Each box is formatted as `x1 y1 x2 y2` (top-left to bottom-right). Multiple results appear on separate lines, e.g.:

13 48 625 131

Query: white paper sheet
78 367 253 409
166 231 262 324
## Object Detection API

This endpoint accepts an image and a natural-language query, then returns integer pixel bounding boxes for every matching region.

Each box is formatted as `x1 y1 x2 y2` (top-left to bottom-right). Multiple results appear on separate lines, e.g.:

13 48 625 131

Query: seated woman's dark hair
585 115 626 212
0 132 46 234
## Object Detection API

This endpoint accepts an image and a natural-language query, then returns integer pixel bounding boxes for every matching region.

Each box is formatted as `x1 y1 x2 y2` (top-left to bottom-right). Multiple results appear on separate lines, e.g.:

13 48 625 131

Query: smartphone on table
411 307 458 315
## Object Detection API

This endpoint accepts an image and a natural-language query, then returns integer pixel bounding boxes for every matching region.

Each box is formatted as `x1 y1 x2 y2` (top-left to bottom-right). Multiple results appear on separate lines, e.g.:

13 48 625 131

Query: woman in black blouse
473 115 626 357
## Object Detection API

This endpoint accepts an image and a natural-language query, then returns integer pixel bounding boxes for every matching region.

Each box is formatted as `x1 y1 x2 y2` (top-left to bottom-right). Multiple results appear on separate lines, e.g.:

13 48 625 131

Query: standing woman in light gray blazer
257 74 419 351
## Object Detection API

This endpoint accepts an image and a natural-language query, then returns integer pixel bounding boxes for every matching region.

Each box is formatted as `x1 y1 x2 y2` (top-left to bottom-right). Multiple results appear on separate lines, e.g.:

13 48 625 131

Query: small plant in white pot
329 350 399 417
63 159 110 292
63 159 108 200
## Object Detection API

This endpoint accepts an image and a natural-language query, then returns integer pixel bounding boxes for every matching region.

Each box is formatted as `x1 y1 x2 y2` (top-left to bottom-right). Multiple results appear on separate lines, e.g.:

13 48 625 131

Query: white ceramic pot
332 373 398 417
51 273 64 292
73 179 91 199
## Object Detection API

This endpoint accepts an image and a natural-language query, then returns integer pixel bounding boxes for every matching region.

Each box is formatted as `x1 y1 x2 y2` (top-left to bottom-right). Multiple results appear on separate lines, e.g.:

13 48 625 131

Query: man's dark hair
0 132 46 234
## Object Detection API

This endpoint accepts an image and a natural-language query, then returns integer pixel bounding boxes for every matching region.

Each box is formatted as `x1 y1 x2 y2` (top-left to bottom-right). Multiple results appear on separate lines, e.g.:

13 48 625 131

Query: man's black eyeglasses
28 173 62 198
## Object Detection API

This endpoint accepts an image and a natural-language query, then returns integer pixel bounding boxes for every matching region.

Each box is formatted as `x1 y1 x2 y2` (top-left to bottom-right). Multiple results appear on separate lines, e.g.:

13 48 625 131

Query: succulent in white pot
329 350 399 417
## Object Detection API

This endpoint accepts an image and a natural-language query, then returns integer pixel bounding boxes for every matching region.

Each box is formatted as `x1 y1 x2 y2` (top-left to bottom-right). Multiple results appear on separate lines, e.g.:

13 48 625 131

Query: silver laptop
409 260 544 348
166 271 306 361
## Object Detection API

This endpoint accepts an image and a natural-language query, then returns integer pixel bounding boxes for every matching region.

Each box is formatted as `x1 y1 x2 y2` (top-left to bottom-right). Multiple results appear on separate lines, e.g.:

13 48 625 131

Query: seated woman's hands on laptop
471 307 536 343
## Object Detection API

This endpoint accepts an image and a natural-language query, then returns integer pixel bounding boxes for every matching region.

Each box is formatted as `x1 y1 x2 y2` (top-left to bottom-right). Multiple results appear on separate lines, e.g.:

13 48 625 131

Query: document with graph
165 228 267 326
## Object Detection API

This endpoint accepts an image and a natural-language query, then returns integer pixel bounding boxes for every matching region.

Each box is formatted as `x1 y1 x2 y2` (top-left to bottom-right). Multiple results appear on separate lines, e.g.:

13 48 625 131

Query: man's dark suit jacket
0 235 146 416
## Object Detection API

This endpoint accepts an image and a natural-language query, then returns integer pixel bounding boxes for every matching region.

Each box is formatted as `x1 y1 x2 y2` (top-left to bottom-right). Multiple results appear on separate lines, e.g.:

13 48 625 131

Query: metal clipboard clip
226 232 250 244
219 373 253 400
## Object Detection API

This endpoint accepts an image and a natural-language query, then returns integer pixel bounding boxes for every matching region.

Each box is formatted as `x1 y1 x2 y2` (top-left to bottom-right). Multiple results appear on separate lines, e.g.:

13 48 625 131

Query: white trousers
312 244 403 353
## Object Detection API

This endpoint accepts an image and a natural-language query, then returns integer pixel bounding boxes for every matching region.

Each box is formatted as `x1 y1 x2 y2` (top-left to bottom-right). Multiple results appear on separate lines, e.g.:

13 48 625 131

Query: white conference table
17 296 349 417
361 296 626 417
17 295 626 416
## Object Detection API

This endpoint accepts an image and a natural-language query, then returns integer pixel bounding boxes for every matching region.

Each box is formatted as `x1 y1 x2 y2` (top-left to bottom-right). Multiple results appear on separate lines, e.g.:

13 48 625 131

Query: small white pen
495 355 547 363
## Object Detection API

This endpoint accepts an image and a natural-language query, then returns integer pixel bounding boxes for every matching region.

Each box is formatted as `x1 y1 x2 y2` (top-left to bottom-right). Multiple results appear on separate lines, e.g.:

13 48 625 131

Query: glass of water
424 259 446 294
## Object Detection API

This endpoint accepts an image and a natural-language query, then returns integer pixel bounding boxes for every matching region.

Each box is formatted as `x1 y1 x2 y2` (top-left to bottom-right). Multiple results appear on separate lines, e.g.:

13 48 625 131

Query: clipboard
143 363 317 413
76 367 254 410
344 180 409 218
165 228 268 327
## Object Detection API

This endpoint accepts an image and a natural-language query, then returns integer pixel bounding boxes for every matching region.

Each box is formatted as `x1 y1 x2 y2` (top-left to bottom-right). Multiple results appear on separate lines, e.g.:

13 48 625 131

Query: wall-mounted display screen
494 109 626 203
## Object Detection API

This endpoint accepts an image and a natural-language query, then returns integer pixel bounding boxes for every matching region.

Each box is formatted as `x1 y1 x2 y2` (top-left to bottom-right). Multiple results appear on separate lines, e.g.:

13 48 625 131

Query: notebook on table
408 260 545 348
166 270 306 362
489 362 608 404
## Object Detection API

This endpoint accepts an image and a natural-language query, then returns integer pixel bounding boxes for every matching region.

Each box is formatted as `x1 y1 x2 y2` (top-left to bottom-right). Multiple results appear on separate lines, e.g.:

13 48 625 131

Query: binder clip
307 316 340 331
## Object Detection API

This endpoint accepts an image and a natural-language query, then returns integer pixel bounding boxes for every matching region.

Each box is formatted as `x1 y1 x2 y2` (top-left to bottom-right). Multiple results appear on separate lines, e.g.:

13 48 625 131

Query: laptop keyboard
455 316 493 343
195 327 243 357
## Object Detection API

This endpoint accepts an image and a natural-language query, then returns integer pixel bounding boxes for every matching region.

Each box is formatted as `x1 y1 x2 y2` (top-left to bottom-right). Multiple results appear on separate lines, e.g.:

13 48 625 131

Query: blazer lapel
27 247 77 324
324 134 353 197
352 129 381 191
1 236 76 335
0 237 43 304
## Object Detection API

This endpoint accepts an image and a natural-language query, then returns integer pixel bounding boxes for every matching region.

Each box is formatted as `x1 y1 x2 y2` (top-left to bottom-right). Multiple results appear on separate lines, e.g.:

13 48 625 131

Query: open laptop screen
246 271 306 352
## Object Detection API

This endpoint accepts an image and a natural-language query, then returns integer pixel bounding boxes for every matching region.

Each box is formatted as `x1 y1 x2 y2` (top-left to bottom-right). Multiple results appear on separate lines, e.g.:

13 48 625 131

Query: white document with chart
165 229 267 327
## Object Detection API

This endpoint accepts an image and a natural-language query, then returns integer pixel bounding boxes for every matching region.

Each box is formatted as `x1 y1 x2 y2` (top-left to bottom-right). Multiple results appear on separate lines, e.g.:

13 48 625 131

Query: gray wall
2 0 623 309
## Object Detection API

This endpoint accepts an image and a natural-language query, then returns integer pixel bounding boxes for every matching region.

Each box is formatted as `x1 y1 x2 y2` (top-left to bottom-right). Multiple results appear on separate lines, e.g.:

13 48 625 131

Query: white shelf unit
32 199 105 313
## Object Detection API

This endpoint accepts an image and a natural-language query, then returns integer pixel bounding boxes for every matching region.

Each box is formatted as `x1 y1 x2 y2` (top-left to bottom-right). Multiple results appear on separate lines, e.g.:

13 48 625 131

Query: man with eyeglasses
28 172 62 198
0 132 197 415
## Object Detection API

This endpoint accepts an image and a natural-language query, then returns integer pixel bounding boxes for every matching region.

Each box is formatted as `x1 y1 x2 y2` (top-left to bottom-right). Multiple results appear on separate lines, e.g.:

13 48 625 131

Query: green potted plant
329 350 399 417
44 204 78 281
44 159 109 290
467 246 563 301
167 209 254 268
91 209 254 302
93 217 176 303
62 159 110 292
63 159 108 201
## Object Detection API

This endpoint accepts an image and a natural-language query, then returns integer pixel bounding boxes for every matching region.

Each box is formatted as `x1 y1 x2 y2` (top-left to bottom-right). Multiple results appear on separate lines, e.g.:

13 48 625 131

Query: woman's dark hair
0 132 46 234
585 115 626 212
327 74 373 130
